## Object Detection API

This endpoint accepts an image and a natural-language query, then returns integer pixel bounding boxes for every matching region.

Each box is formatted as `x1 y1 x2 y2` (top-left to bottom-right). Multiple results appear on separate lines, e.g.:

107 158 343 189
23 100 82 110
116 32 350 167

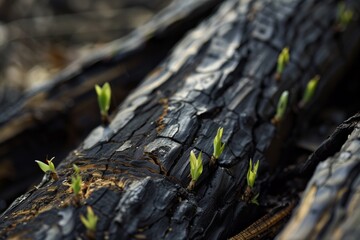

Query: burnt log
0 0 360 239
0 0 222 207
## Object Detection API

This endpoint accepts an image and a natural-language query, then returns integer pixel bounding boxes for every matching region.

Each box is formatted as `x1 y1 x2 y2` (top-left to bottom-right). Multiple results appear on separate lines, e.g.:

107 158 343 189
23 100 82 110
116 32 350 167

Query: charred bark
0 0 222 206
0 0 360 239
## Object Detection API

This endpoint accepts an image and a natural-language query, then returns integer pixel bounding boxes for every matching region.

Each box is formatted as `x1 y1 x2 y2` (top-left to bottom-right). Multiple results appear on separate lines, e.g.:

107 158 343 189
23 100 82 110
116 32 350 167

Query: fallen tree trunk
0 0 360 239
0 0 222 207
278 113 360 240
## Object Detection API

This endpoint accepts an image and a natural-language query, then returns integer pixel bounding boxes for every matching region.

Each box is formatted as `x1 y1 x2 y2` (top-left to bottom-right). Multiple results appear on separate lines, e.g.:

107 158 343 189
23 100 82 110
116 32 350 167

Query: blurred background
0 0 172 212
0 0 169 108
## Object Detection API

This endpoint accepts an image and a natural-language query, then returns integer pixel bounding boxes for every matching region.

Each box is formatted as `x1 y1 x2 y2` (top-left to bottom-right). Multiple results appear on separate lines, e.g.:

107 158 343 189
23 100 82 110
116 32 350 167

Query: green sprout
187 150 203 190
247 159 259 188
71 174 82 196
242 159 260 205
70 164 82 205
271 90 289 125
35 157 58 181
211 127 225 166
337 2 354 31
275 47 290 81
73 164 80 175
299 75 320 109
95 82 111 124
250 193 259 205
80 206 98 238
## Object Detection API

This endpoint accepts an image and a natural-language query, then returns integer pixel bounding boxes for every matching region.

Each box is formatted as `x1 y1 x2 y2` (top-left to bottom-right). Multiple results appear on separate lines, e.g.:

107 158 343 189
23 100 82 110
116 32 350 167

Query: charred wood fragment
230 201 296 240
301 112 360 177
278 113 360 240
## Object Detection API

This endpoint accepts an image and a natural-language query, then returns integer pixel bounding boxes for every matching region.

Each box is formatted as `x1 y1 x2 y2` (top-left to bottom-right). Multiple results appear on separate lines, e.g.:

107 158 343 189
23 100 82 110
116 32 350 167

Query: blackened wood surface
278 113 360 240
1 0 360 239
0 0 221 207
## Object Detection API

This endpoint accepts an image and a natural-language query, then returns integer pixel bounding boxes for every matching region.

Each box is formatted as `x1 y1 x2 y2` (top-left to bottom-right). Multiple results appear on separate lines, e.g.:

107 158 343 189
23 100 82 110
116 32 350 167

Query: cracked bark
0 0 222 206
0 0 360 239
278 113 360 240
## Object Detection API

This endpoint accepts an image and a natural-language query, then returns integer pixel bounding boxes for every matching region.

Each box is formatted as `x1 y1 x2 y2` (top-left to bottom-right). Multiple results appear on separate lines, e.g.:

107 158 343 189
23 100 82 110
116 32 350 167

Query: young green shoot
71 164 82 204
271 90 289 125
187 150 203 191
247 159 259 189
337 2 354 31
95 82 111 125
250 193 259 205
299 75 320 109
275 47 290 81
80 206 98 238
35 157 58 181
211 127 225 166
242 159 260 205
71 174 82 196
73 164 80 175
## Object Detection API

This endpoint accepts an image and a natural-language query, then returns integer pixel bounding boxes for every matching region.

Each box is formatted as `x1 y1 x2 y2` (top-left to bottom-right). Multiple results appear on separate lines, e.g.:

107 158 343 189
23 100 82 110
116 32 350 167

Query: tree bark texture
0 0 360 239
0 0 222 206
278 113 360 240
